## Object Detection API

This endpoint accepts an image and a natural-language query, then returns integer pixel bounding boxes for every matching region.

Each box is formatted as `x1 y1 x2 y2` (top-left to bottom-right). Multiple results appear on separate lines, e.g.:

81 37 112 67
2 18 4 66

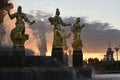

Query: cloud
27 10 120 55
82 21 120 53
60 17 120 54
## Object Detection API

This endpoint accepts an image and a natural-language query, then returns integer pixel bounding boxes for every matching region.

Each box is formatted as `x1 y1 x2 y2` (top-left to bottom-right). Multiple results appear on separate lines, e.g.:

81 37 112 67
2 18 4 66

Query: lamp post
114 47 119 61
114 47 119 69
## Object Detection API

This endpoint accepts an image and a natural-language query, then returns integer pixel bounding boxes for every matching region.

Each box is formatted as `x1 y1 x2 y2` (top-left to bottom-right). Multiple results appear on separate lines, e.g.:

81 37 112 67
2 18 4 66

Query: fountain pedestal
52 48 64 64
12 48 25 67
73 50 83 67
11 33 28 67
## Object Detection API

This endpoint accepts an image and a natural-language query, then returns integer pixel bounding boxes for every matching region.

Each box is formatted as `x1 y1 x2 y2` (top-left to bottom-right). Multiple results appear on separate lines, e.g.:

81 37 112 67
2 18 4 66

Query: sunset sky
9 0 120 60
14 0 120 30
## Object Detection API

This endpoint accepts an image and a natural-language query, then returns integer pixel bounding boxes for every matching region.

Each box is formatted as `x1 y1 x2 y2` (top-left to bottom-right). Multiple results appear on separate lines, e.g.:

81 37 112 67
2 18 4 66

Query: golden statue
48 8 71 48
6 6 35 50
72 18 85 50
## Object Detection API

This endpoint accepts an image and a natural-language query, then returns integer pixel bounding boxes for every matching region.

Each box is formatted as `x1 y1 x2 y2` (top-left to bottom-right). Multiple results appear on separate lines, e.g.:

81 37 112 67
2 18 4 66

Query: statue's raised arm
23 14 35 25
6 6 35 25
6 8 15 19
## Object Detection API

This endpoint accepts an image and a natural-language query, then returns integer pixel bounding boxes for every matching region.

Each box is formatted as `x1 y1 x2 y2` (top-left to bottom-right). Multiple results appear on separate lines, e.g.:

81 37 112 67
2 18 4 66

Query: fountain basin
0 67 77 80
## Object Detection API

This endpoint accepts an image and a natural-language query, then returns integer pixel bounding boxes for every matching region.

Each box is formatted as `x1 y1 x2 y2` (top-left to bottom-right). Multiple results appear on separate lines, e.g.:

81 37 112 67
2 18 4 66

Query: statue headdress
56 8 60 16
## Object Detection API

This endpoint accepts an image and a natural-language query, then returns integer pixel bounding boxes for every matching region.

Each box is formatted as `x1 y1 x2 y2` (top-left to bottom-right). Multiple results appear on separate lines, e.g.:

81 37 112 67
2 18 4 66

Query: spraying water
0 1 48 56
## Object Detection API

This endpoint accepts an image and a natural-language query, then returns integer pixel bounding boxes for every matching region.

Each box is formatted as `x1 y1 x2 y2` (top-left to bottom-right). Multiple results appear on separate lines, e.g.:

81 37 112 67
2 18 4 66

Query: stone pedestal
73 50 83 67
12 48 25 67
52 48 63 64
12 47 25 56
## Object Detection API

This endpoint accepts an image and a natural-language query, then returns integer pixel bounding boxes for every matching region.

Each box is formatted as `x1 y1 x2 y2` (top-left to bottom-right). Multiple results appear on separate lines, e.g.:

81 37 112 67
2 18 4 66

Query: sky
14 0 120 30
8 0 120 60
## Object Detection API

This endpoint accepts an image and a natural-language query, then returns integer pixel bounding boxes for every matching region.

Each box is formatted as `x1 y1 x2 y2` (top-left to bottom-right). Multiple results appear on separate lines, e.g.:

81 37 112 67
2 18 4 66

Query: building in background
103 42 114 62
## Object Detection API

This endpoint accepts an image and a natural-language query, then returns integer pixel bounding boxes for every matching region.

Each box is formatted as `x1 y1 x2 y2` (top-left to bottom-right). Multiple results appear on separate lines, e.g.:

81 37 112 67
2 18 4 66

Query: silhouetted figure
0 0 13 45
0 0 13 23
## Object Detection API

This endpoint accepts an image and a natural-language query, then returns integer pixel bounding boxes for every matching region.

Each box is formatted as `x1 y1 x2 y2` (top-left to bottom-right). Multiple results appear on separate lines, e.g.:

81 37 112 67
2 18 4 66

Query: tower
104 42 114 61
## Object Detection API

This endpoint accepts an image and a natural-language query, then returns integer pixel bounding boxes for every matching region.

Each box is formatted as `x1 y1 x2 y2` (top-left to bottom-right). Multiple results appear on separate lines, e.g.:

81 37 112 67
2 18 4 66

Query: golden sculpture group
49 9 85 50
6 6 85 52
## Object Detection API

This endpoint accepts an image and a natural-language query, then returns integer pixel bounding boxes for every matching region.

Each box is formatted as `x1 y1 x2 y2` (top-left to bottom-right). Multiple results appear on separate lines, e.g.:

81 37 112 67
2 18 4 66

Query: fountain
0 4 78 80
